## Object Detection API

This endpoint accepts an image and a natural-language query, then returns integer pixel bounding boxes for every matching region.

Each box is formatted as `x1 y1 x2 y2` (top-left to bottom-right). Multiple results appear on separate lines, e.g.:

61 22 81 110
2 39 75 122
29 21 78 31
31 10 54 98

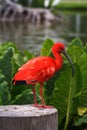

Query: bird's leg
32 85 38 107
40 83 54 109
40 83 45 106
32 84 53 109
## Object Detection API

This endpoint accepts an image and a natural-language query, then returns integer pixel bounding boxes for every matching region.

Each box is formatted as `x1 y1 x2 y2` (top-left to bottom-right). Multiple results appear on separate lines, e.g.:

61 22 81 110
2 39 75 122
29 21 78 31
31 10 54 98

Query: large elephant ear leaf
50 64 81 130
41 38 54 56
0 48 13 89
78 53 87 107
66 39 87 106
69 38 83 48
11 89 40 105
0 69 11 105
67 44 85 64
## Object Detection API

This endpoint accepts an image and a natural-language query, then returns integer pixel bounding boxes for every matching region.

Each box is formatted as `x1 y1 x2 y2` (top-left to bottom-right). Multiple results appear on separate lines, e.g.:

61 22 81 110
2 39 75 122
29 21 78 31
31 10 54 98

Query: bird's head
52 42 65 54
52 42 74 77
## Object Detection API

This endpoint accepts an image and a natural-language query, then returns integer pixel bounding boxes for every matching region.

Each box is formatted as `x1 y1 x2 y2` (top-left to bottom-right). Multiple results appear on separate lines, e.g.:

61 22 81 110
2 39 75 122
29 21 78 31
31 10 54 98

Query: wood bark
0 105 58 130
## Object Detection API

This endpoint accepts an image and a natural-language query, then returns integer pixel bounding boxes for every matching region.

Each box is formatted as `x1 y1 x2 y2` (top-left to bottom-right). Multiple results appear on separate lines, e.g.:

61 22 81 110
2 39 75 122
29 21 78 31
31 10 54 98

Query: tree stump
0 105 58 130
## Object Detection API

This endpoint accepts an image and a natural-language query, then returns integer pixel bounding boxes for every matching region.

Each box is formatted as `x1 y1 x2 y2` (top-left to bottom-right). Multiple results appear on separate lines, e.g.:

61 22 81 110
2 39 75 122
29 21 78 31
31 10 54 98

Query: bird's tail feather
12 79 37 85
12 79 27 85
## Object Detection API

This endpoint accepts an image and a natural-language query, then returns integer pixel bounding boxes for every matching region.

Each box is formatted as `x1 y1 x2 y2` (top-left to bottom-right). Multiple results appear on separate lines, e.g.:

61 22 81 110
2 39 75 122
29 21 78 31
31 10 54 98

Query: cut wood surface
0 105 58 130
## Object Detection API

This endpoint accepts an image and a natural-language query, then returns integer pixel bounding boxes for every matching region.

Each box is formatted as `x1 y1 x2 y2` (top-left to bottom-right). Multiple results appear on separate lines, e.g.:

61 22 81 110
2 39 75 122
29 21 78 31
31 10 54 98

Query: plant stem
64 76 72 130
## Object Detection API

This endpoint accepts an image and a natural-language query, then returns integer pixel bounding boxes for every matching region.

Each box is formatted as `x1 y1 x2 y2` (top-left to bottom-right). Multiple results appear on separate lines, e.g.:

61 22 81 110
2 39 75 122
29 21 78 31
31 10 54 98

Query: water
0 11 87 53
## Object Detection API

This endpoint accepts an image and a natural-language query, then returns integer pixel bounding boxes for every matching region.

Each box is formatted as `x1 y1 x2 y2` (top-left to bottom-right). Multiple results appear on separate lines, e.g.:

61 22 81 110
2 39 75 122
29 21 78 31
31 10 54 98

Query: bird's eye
60 47 63 51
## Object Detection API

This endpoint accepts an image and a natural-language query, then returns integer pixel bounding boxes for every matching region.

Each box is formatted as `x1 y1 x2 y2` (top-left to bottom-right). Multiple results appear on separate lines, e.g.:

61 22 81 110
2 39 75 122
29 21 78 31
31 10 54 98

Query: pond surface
0 11 87 53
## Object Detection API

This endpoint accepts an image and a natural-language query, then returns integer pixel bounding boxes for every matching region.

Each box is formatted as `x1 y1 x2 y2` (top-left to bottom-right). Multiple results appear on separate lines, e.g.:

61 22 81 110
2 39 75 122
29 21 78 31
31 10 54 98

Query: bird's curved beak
62 49 74 77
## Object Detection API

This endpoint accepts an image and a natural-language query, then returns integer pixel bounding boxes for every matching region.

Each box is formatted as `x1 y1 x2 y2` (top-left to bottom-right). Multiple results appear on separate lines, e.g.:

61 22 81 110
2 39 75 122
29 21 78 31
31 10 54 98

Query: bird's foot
41 105 54 109
32 104 39 107
32 104 53 109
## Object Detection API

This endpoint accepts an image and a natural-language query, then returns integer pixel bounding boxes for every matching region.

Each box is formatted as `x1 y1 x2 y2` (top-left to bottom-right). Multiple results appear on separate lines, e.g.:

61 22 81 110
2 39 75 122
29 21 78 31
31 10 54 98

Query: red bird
13 42 74 108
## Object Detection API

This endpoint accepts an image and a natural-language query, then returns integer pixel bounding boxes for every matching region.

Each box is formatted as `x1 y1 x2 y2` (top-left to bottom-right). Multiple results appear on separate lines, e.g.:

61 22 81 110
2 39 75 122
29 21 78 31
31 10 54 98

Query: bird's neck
53 52 63 71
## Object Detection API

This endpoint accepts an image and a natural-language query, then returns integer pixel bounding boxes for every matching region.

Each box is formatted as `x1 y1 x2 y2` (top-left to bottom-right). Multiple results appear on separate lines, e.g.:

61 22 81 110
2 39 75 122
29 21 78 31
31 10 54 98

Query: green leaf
84 44 87 53
67 41 87 107
78 53 87 107
11 89 40 105
50 65 81 130
11 84 28 100
0 69 11 105
41 38 54 56
0 48 13 89
74 114 87 126
67 45 85 64
44 71 60 104
0 42 24 75
0 42 20 60
70 38 83 48
23 50 34 62
12 52 24 76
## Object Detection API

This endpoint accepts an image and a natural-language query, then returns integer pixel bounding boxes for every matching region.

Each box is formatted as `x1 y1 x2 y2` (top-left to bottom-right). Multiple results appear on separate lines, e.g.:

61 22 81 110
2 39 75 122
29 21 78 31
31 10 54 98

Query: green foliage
41 38 54 56
11 89 40 105
28 0 53 8
50 65 80 130
17 0 29 6
0 47 13 89
75 114 87 126
0 69 11 105
43 38 87 130
0 41 37 106
12 0 55 8
1 38 87 130
32 0 44 7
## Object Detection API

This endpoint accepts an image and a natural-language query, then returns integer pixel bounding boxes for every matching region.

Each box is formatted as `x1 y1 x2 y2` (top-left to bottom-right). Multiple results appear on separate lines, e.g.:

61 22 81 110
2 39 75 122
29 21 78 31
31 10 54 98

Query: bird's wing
13 56 56 83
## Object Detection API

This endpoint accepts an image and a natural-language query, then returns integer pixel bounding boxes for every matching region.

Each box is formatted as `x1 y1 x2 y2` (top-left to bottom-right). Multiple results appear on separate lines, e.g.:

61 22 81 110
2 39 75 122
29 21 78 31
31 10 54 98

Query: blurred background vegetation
1 0 87 7
0 0 87 53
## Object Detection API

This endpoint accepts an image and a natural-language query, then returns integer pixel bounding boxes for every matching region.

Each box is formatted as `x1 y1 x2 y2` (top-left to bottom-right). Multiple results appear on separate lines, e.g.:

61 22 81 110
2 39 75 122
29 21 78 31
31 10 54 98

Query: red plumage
14 56 62 84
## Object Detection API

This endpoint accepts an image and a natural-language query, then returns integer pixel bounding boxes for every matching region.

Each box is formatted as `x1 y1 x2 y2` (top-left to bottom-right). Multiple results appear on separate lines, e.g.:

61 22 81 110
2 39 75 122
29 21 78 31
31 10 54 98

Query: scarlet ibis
13 42 74 108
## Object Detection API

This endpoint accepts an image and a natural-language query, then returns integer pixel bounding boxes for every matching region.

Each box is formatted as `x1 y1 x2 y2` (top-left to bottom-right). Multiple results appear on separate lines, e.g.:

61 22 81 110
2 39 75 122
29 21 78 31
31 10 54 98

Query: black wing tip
12 79 27 85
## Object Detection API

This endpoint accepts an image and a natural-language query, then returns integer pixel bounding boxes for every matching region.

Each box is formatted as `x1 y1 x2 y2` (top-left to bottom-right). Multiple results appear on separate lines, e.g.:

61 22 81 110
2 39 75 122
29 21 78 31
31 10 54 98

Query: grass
61 0 87 3
56 0 87 10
